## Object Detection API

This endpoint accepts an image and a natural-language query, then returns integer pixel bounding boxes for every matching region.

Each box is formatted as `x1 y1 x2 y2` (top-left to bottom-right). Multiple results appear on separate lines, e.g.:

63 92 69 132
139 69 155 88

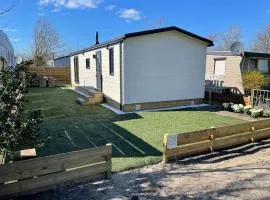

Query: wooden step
76 97 87 105
75 86 96 96
74 86 104 105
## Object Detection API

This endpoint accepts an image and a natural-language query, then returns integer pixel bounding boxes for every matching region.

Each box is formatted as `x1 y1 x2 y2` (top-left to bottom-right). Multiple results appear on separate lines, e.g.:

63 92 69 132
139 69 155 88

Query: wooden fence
27 67 71 86
0 144 112 198
163 119 270 163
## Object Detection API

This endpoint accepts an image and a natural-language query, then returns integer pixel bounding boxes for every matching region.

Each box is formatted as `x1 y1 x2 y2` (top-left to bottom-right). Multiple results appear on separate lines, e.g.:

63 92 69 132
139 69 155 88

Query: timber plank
251 119 270 130
0 145 110 183
0 162 110 197
177 128 215 145
215 122 251 138
253 128 270 140
166 140 211 158
213 131 254 150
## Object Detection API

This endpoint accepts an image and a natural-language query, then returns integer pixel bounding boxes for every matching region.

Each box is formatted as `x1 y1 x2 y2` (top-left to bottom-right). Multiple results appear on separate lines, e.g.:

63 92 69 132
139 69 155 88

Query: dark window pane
86 58 90 69
109 48 114 76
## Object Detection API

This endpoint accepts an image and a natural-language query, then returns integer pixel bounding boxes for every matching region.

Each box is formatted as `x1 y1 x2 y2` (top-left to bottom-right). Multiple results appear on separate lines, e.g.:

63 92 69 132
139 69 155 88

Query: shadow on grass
37 112 162 159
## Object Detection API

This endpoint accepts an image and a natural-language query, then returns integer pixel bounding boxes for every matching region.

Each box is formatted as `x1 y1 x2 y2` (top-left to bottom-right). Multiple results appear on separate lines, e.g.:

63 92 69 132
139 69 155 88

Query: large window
109 48 114 76
214 59 226 76
257 59 269 73
86 58 90 69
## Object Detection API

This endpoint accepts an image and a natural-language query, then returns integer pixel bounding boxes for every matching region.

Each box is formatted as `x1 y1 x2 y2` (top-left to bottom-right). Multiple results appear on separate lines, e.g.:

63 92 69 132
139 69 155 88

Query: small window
257 59 269 73
86 58 90 69
109 48 114 76
214 59 226 76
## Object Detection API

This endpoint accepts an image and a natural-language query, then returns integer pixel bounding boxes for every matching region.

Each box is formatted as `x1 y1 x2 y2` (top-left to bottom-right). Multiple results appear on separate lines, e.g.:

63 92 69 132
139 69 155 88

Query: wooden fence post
163 134 169 164
105 143 112 178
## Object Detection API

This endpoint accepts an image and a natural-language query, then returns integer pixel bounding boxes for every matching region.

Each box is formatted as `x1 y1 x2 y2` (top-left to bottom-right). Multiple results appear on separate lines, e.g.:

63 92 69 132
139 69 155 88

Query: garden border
163 119 270 163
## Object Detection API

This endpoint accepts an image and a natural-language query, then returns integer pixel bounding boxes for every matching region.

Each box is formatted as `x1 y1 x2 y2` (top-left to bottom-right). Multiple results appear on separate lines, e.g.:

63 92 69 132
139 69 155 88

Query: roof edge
124 26 214 47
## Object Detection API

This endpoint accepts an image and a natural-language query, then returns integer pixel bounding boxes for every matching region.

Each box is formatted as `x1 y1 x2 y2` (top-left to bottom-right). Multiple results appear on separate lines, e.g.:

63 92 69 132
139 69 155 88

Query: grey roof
54 55 70 60
70 36 124 56
208 50 270 58
207 51 234 56
70 26 213 56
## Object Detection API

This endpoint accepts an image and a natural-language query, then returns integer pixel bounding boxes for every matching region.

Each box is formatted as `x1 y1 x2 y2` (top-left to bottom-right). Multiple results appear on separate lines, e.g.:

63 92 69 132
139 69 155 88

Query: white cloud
105 4 116 11
39 0 103 10
119 8 141 22
3 28 18 32
10 38 21 42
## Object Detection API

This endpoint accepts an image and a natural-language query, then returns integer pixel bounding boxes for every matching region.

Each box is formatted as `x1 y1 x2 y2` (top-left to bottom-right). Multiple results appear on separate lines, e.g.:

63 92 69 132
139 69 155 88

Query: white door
214 60 226 76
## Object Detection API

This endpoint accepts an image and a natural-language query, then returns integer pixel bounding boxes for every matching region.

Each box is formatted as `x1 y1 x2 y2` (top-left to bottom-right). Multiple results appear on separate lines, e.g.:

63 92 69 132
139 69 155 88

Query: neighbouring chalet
206 51 270 94
70 26 213 112
0 30 16 70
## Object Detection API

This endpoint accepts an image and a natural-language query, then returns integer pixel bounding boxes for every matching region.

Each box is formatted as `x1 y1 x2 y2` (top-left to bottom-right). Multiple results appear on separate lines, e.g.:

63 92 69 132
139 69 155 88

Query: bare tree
32 19 61 67
205 33 218 50
206 33 217 42
252 22 270 53
219 27 242 50
0 0 21 15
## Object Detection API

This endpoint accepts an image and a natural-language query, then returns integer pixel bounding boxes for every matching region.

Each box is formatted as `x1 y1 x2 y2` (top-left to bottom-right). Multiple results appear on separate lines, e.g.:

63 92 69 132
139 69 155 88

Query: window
214 59 226 76
257 59 269 73
74 56 79 83
86 58 90 69
109 48 114 76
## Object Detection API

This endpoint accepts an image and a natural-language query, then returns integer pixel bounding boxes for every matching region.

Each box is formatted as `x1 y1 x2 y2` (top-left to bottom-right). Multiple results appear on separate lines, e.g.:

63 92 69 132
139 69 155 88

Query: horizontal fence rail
163 119 270 163
27 67 71 86
0 144 112 198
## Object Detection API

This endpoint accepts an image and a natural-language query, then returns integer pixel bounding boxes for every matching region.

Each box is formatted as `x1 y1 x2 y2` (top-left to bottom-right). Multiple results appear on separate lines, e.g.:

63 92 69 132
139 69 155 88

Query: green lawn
24 87 246 172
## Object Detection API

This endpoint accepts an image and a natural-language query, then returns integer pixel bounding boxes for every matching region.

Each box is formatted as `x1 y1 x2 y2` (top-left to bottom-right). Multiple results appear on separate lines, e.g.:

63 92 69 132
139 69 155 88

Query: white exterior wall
123 31 208 104
70 43 121 103
0 31 15 67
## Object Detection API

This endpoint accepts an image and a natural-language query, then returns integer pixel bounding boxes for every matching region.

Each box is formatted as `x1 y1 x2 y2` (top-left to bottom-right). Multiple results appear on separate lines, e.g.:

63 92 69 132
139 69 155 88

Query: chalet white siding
70 42 121 103
0 31 15 68
123 30 208 104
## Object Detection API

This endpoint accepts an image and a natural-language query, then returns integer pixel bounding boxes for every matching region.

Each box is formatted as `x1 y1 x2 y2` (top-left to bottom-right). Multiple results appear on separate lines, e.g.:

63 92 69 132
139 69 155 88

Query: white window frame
214 59 226 76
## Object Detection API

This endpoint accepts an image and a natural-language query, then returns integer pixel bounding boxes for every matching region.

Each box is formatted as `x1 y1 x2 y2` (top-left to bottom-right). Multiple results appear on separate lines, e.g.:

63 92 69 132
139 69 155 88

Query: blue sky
1 0 270 54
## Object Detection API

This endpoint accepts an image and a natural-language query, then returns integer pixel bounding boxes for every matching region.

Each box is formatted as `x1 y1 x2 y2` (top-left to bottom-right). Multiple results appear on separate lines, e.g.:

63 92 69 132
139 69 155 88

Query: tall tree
32 19 61 67
219 27 242 50
252 22 270 53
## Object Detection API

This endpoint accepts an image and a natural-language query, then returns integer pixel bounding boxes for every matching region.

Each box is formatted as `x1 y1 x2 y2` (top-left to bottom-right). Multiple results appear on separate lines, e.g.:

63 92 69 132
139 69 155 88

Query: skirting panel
122 98 204 112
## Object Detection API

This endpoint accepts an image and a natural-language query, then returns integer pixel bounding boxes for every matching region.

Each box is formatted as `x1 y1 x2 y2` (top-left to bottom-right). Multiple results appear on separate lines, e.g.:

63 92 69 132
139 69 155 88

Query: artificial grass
24 87 246 172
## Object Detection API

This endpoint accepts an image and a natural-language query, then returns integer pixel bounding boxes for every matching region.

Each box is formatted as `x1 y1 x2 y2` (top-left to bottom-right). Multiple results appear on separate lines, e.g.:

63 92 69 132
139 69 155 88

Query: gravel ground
18 138 270 200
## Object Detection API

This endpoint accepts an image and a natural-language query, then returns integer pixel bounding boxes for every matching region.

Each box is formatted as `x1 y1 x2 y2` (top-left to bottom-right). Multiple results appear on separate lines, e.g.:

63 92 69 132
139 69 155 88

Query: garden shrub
232 104 244 113
242 70 268 95
250 108 263 118
244 105 252 114
0 64 45 157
